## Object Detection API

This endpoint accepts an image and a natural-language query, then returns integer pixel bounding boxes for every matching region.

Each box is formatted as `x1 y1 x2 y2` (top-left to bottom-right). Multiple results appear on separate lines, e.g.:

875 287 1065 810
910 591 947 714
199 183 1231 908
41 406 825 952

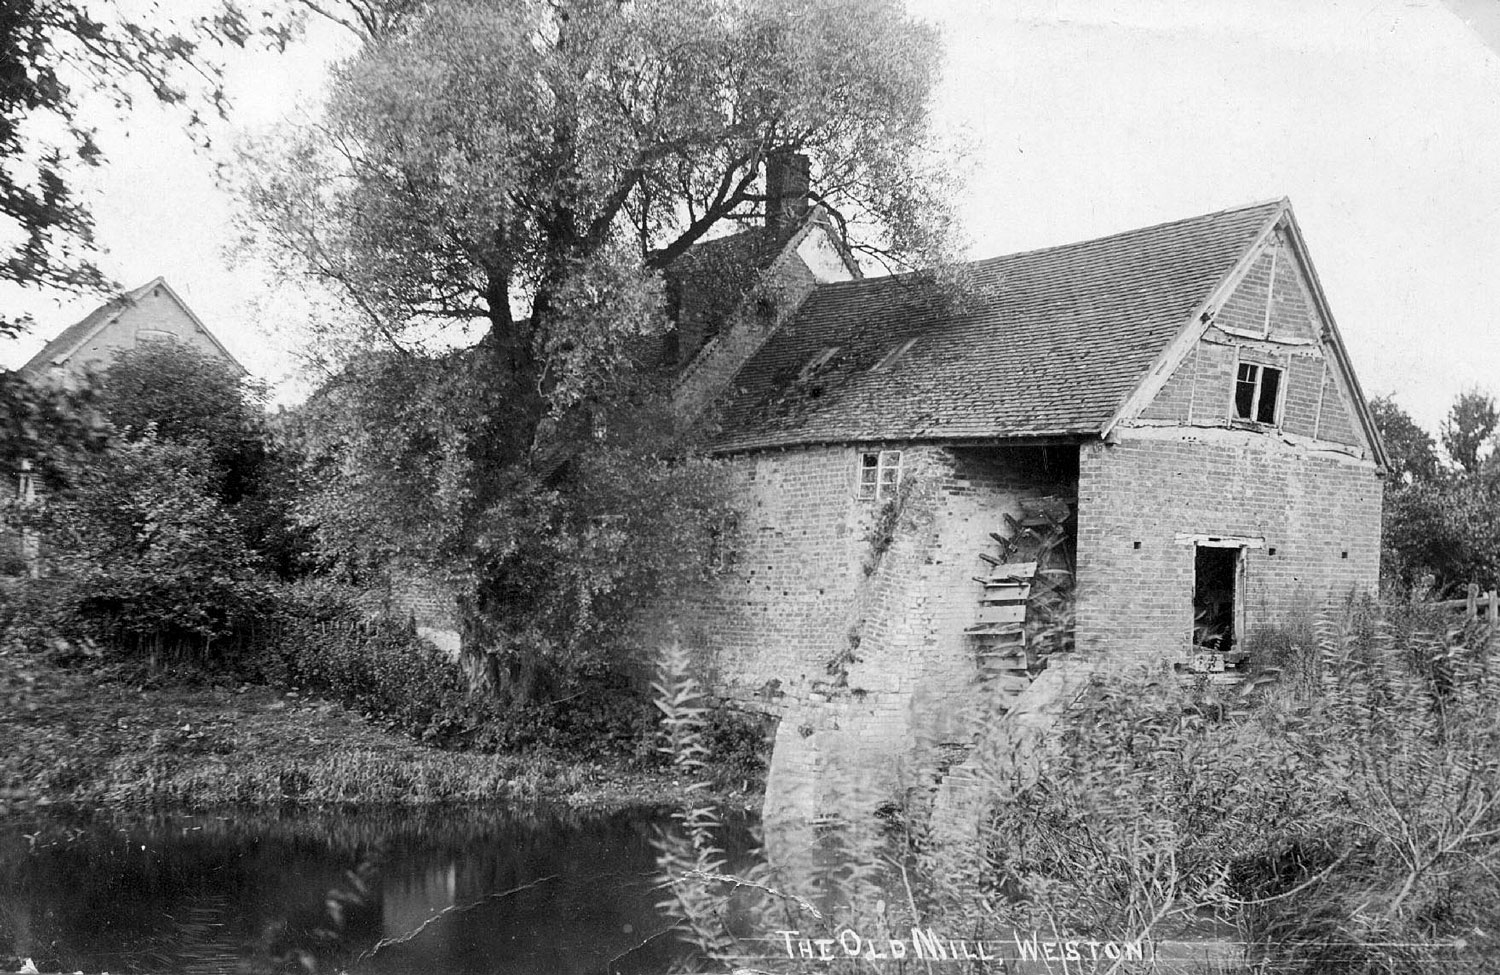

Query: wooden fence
1432 583 1499 621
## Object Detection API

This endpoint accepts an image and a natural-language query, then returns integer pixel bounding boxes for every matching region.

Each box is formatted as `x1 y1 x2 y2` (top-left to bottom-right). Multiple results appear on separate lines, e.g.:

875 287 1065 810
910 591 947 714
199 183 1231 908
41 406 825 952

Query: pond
0 804 758 975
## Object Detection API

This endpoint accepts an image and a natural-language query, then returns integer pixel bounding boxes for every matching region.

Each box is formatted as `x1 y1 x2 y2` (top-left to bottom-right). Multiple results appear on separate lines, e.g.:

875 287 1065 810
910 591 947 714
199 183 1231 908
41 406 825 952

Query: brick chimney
765 150 811 237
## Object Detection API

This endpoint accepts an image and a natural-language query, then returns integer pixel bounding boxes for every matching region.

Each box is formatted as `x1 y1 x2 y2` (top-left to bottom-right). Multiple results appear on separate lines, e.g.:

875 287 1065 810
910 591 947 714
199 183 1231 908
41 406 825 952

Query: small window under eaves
870 337 920 372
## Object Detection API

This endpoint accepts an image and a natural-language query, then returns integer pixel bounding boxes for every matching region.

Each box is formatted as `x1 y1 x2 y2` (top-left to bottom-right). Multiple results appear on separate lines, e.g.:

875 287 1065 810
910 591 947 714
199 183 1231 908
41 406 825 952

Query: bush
9 437 270 662
244 582 656 755
976 606 1500 973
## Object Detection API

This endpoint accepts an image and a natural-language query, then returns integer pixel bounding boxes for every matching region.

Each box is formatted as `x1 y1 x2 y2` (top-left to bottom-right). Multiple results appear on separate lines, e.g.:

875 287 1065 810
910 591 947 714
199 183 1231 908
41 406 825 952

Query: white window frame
1232 359 1284 425
857 450 902 501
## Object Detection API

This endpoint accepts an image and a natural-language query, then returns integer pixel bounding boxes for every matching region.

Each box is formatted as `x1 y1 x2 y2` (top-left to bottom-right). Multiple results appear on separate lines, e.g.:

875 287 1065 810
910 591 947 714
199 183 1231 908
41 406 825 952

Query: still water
0 804 757 975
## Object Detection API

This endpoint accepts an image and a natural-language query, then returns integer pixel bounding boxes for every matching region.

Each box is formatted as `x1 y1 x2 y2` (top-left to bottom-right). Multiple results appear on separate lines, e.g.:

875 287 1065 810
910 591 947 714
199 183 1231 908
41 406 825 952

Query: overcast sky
2 0 1497 435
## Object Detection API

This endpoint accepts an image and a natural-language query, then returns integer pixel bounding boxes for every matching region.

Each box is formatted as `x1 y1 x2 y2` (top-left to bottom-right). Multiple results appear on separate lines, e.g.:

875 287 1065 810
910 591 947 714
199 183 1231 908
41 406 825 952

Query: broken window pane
1257 366 1282 424
858 453 880 499
1234 363 1258 419
1232 361 1284 425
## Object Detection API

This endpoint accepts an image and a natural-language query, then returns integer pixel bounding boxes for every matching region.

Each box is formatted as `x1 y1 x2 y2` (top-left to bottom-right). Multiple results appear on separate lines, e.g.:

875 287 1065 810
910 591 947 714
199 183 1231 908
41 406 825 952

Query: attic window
798 346 840 381
870 337 919 372
1234 362 1282 425
858 450 902 501
135 328 175 346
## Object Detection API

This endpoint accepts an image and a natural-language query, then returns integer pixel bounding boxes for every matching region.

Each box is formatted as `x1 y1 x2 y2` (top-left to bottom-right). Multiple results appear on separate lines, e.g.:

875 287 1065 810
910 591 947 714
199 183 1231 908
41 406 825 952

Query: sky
2 0 1497 435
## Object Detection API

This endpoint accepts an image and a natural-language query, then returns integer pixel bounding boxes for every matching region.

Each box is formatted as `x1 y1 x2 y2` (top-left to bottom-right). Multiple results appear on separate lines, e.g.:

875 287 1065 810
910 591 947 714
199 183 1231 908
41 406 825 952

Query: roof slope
19 277 247 378
711 200 1286 452
19 279 159 376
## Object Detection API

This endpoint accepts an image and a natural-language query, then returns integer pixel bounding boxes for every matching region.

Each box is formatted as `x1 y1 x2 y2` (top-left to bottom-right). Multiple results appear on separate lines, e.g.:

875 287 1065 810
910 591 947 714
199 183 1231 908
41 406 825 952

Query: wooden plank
987 561 1037 582
973 630 1026 645
976 603 1027 625
966 621 1024 637
1004 512 1036 537
977 552 1000 567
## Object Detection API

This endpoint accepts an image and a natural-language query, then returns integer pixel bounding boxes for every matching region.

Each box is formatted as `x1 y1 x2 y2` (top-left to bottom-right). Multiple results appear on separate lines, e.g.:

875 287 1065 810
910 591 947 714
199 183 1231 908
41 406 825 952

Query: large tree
240 0 955 417
241 0 959 702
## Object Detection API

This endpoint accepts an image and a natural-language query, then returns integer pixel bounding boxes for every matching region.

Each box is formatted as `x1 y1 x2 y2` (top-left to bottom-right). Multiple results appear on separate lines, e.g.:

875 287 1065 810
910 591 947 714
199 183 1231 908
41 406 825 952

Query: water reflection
0 805 755 975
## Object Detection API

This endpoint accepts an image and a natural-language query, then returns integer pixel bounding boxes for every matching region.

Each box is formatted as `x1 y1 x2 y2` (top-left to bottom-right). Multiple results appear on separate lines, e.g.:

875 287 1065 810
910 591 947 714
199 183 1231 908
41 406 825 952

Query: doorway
1193 545 1241 653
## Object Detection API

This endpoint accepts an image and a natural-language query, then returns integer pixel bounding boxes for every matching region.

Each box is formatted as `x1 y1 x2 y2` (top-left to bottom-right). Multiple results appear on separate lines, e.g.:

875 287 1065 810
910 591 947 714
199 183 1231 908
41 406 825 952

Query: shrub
244 583 656 755
12 437 270 661
972 607 1500 973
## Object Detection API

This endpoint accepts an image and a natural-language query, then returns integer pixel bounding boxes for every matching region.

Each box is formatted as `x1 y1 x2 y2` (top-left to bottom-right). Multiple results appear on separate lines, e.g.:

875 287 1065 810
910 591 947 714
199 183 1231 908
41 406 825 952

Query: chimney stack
765 151 811 236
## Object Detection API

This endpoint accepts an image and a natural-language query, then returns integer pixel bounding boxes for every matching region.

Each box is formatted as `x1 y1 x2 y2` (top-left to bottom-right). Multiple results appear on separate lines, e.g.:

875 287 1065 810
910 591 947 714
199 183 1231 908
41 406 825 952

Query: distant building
18 276 246 386
5 278 246 577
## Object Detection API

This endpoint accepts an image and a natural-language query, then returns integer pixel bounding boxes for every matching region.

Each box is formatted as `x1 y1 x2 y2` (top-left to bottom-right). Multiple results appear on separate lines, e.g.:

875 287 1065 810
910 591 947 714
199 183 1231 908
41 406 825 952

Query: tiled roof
711 200 1286 452
18 277 247 378
18 279 159 376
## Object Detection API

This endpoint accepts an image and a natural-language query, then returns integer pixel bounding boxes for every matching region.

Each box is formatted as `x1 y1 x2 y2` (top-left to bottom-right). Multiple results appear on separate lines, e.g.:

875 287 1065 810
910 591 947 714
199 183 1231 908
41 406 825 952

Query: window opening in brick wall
1234 362 1282 424
858 450 902 500
1193 544 1242 655
15 461 34 503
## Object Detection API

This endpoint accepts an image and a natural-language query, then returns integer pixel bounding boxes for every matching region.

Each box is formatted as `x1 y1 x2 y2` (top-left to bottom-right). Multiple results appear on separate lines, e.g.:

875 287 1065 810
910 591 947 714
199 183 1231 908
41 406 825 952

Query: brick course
1075 430 1381 659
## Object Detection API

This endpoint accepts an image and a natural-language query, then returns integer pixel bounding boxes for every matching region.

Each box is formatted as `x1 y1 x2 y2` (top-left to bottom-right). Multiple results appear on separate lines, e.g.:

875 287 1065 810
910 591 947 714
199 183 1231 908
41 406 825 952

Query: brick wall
1138 225 1369 452
1074 430 1382 660
384 567 462 658
647 442 1075 822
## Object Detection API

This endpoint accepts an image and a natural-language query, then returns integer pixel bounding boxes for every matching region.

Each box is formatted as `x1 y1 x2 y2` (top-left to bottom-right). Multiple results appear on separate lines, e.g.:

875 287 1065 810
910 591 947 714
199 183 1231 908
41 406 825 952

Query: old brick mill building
660 195 1388 825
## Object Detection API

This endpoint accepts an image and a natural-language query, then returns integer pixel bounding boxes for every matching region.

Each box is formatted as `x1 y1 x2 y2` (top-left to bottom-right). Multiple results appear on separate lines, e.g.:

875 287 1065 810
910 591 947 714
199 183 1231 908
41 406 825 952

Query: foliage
650 601 1499 974
96 343 264 493
95 343 319 578
1382 475 1500 595
15 436 269 652
1369 394 1441 485
257 611 502 748
0 1 278 330
243 581 657 754
1374 393 1500 595
294 351 736 706
1439 388 1498 476
975 605 1500 973
239 0 957 355
0 369 109 488
237 0 961 711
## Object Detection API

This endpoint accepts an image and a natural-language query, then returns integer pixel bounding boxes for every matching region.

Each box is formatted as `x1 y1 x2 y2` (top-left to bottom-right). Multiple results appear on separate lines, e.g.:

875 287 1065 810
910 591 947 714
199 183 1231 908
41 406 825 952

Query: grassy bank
0 650 758 815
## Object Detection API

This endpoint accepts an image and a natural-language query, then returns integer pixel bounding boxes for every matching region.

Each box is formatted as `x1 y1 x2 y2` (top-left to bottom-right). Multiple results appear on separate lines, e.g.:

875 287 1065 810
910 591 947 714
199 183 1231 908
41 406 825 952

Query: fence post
1467 582 1480 619
1489 589 1498 623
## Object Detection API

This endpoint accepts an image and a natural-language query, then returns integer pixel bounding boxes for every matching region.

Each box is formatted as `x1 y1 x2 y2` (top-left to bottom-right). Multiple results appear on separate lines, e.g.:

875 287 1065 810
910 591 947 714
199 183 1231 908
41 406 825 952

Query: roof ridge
811 198 1288 292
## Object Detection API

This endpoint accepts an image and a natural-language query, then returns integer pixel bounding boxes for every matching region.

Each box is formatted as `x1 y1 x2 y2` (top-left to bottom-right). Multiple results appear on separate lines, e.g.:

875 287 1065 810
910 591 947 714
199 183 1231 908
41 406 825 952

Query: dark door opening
1193 545 1240 653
